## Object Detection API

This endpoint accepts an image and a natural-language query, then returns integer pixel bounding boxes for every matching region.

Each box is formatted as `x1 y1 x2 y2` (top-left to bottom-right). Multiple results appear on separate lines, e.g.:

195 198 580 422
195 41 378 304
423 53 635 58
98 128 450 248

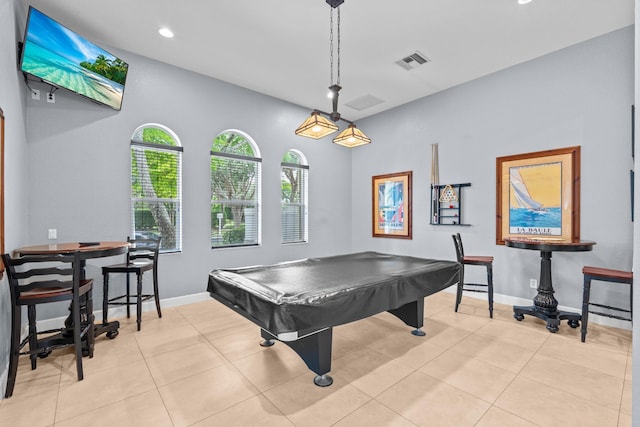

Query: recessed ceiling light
518 0 532 4
158 27 174 38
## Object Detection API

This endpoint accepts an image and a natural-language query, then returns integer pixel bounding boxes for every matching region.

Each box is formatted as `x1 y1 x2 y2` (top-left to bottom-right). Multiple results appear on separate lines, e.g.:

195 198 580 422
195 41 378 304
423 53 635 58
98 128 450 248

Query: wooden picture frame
0 108 4 276
496 146 580 245
372 171 412 239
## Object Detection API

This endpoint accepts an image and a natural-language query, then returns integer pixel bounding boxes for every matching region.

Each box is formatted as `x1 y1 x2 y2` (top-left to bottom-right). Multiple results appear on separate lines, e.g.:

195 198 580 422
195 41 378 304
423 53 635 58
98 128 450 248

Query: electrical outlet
47 92 55 103
529 278 538 289
31 89 40 100
48 228 57 239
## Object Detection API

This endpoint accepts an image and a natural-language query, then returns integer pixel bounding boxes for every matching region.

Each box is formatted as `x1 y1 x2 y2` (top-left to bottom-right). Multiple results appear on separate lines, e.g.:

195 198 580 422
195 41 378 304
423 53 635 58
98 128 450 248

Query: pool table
207 251 460 386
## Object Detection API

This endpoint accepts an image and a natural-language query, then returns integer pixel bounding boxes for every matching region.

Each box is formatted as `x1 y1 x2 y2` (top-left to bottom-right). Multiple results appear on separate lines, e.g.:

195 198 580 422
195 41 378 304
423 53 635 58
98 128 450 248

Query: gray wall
0 0 30 400
353 27 635 314
24 47 355 317
0 0 355 390
0 0 637 412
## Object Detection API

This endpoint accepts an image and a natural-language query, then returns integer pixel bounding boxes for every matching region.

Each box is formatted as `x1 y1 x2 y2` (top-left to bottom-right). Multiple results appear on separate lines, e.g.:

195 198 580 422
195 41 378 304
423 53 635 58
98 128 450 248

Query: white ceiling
22 0 634 121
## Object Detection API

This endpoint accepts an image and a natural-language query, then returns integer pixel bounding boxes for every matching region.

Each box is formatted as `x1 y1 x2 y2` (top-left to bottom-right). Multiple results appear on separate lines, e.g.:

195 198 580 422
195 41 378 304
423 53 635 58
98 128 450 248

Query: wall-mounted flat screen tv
20 7 128 110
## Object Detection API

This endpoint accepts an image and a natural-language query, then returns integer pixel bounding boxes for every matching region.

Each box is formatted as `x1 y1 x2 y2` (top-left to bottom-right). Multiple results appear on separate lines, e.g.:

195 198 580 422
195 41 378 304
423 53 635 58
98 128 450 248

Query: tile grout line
3 297 629 426
173 304 290 426
481 330 551 426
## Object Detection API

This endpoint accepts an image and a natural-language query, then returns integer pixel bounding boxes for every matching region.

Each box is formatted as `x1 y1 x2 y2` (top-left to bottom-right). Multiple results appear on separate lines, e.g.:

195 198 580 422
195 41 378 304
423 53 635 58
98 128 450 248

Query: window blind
131 130 183 252
281 161 308 244
211 151 261 248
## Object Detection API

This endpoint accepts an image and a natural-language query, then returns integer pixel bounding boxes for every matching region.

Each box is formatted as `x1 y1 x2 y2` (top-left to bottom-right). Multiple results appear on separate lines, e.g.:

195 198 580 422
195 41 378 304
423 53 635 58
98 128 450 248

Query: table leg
534 250 556 312
261 328 334 387
40 293 96 357
97 270 120 339
513 250 580 332
388 299 426 336
95 320 120 339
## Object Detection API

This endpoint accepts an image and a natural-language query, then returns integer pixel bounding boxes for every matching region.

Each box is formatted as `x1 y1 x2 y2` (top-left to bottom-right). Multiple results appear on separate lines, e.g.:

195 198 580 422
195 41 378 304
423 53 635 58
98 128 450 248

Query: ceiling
22 0 634 121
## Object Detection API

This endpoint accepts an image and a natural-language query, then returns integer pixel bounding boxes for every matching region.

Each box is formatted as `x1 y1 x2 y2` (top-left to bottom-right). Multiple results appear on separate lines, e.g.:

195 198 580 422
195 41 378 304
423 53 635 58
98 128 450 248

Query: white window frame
210 129 262 249
130 123 183 253
281 149 309 244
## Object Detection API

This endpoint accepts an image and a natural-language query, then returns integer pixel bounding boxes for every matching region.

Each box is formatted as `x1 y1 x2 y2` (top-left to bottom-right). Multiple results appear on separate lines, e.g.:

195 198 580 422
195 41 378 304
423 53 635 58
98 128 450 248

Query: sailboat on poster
509 168 561 235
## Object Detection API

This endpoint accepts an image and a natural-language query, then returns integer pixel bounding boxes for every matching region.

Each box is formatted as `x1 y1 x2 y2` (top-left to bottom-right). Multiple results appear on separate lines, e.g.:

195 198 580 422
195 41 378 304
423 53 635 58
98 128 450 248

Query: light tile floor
0 291 632 426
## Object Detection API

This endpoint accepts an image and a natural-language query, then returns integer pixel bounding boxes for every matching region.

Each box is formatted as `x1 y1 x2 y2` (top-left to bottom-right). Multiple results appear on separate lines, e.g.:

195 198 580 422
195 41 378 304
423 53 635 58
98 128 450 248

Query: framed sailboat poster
496 146 580 245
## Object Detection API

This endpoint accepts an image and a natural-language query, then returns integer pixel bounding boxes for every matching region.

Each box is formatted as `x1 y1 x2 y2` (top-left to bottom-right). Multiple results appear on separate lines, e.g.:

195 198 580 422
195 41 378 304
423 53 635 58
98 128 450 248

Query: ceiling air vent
345 94 384 111
395 51 430 71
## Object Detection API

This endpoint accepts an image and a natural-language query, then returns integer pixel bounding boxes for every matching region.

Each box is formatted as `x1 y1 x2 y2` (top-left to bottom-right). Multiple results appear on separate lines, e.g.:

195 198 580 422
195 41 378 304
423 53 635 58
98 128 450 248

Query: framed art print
496 146 580 244
372 171 412 239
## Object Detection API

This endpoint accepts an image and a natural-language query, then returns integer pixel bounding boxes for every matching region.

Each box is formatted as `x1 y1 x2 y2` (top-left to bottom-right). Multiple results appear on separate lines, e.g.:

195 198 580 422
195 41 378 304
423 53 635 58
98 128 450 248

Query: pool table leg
388 299 426 336
260 327 334 387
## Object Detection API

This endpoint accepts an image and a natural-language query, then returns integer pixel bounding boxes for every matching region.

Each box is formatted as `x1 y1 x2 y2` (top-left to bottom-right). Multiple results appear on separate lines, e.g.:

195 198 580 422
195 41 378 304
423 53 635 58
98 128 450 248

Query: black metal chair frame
452 233 494 318
581 266 633 343
2 251 94 398
102 237 161 331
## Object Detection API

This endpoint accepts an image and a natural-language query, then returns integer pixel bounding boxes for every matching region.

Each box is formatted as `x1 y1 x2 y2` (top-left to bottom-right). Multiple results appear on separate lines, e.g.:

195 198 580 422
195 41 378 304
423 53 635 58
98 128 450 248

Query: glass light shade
295 112 339 139
332 124 371 147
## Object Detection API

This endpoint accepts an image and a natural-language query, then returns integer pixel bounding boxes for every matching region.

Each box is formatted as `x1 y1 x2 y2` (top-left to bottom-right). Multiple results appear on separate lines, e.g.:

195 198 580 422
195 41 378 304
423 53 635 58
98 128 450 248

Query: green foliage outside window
131 128 178 199
211 131 259 247
281 150 302 204
281 150 307 244
131 127 180 250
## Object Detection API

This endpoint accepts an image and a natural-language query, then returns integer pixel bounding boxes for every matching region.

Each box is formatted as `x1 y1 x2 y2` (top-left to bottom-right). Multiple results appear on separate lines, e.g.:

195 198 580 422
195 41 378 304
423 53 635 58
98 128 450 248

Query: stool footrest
461 288 489 293
589 302 631 313
588 309 632 322
108 294 156 305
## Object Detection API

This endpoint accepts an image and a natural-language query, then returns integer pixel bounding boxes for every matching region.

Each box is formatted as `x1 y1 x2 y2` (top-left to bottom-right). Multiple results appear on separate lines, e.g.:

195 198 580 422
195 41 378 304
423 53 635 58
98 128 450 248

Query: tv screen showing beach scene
20 7 128 110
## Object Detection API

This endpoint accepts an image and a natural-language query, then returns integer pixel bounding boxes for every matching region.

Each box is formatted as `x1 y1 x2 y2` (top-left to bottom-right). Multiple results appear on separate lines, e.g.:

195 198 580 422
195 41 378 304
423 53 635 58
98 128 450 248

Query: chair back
452 233 465 263
126 236 161 268
1 252 83 305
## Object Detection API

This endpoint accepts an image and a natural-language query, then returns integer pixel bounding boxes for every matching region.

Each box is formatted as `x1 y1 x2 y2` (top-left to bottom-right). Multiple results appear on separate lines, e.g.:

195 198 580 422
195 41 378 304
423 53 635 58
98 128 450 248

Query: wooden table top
14 241 129 258
504 238 596 252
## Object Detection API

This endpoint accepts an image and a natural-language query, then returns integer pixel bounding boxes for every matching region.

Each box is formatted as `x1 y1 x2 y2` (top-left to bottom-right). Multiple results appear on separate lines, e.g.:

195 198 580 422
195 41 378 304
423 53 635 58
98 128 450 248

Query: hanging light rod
294 0 371 148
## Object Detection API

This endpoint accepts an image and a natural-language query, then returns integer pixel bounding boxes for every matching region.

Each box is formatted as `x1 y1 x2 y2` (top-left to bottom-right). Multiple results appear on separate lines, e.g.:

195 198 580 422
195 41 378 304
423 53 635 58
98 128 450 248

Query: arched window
281 149 308 244
131 124 183 252
211 130 261 248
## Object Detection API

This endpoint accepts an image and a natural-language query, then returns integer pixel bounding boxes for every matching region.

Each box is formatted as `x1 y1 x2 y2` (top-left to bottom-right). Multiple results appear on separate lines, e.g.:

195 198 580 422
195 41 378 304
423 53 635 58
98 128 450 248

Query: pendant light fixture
295 0 371 147
332 123 371 147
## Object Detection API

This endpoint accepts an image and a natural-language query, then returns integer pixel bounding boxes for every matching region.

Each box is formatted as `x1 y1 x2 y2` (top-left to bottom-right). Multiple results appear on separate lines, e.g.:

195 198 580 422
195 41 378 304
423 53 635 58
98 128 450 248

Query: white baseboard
33 289 633 339
3 288 629 402
35 292 212 332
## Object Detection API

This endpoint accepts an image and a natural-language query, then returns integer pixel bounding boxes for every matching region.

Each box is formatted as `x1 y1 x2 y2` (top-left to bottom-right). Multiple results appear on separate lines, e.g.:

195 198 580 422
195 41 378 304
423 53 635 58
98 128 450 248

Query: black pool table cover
207 251 460 337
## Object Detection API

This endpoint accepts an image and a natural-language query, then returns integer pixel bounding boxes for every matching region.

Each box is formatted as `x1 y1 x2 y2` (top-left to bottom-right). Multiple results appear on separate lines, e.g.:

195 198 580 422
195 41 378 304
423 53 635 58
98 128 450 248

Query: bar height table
504 238 596 333
14 241 129 339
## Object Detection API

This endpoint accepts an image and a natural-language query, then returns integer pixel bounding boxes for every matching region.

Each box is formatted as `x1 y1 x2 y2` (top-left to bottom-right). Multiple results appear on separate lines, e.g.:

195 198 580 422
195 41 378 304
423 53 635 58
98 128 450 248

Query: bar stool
581 266 633 343
2 251 94 398
451 233 494 318
102 237 161 331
